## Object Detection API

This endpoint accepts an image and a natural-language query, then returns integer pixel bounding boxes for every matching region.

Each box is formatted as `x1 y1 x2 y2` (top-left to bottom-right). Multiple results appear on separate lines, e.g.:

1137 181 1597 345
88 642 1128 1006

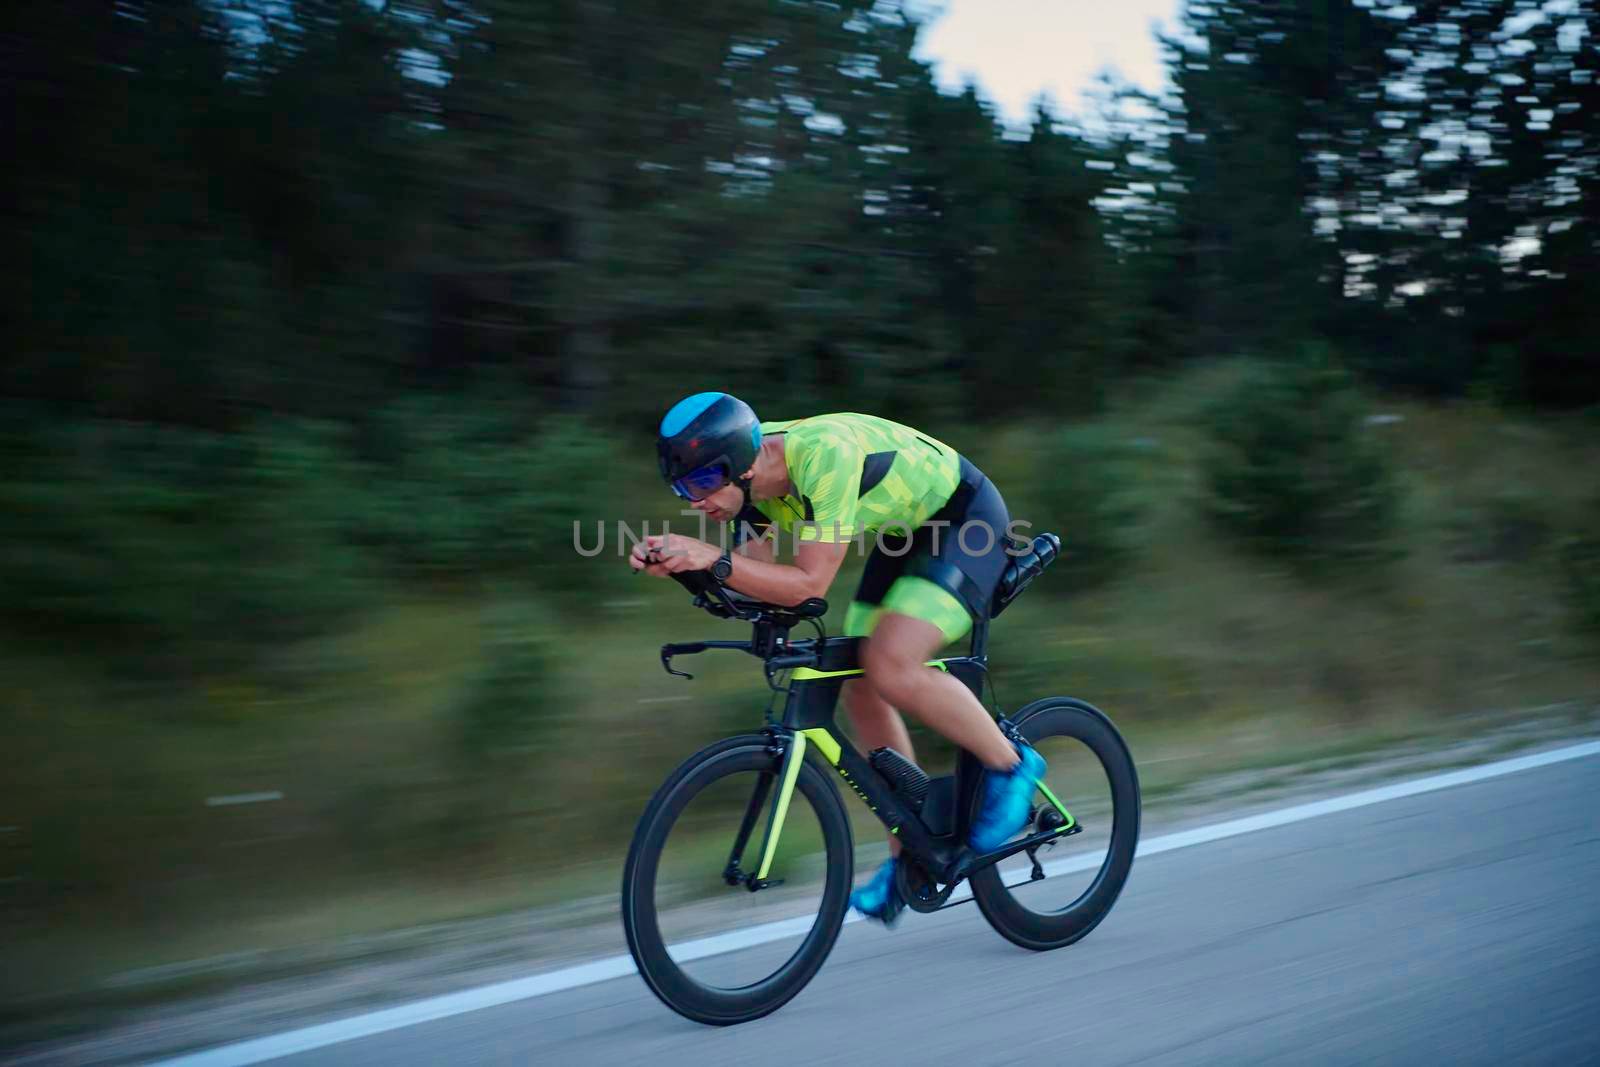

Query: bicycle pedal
745 877 784 892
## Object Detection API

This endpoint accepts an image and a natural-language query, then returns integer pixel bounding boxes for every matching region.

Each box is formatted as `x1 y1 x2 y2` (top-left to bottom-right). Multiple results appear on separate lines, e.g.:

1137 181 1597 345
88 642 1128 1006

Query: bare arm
629 520 847 606
723 539 848 606
735 532 776 564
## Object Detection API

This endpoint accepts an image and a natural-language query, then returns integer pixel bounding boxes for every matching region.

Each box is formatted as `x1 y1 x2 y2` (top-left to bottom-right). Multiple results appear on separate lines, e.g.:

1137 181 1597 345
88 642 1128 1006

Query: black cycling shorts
844 456 1013 644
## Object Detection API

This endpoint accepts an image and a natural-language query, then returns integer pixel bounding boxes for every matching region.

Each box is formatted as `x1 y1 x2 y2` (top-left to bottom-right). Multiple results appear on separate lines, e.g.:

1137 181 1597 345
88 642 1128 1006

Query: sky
912 0 1185 127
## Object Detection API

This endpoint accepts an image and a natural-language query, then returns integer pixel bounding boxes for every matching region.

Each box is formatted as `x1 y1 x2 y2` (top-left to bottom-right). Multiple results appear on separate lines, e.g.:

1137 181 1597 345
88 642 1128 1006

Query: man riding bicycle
629 391 1046 927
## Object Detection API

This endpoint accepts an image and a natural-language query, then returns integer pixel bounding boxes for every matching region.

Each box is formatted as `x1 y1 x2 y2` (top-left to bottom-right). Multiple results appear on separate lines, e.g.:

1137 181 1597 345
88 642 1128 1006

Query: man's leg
861 612 1019 772
841 676 915 857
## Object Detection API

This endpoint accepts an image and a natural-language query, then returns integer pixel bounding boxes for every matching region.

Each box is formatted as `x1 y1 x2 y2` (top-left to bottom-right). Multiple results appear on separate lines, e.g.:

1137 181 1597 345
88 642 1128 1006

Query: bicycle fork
723 732 807 892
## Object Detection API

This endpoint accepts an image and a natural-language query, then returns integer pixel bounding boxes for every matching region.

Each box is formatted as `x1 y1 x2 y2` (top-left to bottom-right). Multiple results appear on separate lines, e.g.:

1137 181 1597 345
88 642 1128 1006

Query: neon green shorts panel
843 576 973 647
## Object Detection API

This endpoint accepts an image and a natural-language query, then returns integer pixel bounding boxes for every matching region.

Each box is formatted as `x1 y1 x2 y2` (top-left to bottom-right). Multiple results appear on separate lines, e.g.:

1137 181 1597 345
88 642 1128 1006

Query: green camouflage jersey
735 413 962 545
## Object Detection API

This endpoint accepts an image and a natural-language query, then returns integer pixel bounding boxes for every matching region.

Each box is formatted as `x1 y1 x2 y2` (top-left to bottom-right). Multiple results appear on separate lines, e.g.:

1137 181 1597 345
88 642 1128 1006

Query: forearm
723 552 824 605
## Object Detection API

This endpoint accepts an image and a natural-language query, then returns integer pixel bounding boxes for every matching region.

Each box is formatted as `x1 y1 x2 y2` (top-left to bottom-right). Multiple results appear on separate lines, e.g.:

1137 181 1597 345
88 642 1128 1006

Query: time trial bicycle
620 533 1141 1025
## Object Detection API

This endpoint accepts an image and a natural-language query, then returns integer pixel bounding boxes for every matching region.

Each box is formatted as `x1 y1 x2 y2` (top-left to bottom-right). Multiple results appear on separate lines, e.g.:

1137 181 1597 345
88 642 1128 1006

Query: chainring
896 857 957 914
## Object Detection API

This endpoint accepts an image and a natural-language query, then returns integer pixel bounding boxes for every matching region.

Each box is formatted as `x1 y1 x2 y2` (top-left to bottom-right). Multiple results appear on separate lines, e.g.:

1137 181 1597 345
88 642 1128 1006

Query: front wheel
621 733 854 1025
970 698 1141 950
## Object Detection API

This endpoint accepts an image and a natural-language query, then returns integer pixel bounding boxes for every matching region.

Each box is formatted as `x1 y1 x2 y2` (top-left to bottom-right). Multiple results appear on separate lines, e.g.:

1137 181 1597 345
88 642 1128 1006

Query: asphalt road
263 751 1600 1067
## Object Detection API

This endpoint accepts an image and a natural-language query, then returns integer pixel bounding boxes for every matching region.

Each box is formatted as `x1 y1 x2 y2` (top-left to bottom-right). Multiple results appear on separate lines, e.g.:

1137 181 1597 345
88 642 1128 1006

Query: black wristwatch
710 549 734 583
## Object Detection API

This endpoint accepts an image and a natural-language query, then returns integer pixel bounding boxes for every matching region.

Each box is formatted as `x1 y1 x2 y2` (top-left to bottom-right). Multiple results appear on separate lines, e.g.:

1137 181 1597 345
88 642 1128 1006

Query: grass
3 359 1599 1018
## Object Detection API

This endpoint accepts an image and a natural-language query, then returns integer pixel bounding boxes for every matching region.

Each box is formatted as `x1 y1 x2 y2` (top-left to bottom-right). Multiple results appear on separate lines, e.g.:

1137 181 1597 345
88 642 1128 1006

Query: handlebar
658 637 818 681
653 569 830 681
640 554 834 684
668 570 718 596
667 569 758 621
664 565 829 625
660 639 753 679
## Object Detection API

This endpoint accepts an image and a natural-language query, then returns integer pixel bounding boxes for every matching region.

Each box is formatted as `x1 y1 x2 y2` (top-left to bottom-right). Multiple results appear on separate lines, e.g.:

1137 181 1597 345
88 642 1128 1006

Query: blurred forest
6 0 1600 654
9 0 1600 422
4 0 1600 1002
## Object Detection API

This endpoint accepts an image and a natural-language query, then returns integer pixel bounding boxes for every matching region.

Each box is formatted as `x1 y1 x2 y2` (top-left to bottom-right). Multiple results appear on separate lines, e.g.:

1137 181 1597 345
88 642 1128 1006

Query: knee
861 644 920 709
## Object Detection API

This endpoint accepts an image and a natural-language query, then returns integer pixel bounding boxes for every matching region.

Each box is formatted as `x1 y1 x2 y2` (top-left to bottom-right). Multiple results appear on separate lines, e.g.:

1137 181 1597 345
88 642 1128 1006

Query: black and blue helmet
656 392 762 501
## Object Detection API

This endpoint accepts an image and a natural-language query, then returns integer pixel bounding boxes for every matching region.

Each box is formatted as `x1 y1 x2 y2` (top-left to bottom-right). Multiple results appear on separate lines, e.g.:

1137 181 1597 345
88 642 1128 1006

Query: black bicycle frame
658 579 1077 893
756 617 1074 890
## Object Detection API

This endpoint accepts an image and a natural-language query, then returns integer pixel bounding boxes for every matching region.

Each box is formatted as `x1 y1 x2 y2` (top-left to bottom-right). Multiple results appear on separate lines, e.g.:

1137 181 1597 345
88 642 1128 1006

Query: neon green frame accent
756 732 807 880
789 659 948 682
1035 778 1076 830
790 666 862 680
800 727 841 764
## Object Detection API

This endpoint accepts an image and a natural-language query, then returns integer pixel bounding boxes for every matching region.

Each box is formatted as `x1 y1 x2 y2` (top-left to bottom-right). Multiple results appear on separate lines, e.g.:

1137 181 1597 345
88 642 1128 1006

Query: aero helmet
656 392 762 501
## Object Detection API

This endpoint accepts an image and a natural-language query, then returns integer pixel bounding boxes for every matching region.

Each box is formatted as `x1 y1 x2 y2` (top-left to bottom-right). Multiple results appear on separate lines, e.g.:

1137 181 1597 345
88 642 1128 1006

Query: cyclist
630 391 1046 927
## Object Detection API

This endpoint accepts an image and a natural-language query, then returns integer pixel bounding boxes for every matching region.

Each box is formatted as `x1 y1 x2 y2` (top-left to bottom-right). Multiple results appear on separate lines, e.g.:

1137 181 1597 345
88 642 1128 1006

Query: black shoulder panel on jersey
858 451 896 496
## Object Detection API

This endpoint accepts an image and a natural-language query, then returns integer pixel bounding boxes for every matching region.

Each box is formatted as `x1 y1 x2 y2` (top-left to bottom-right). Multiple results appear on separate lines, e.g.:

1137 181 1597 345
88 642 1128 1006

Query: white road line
153 737 1600 1067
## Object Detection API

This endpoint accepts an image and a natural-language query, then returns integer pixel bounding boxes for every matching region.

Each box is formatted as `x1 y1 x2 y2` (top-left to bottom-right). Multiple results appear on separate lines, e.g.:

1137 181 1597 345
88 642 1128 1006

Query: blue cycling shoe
969 743 1048 853
849 857 905 927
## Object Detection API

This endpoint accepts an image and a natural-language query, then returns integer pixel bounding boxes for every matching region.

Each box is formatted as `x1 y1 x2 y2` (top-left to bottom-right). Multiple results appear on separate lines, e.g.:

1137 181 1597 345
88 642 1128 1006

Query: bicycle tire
970 698 1141 951
621 733 854 1025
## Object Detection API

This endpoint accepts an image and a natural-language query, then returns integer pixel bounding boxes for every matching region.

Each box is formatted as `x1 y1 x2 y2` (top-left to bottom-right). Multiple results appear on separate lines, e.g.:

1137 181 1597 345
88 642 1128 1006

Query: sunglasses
670 462 732 501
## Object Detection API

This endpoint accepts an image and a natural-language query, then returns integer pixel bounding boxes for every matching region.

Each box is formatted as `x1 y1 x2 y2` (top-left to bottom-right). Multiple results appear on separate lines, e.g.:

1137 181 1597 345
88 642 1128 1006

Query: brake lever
661 641 708 679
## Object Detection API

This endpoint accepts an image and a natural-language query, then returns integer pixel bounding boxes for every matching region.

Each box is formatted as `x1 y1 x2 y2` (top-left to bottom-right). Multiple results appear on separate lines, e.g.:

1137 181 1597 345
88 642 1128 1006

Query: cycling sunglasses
669 461 732 501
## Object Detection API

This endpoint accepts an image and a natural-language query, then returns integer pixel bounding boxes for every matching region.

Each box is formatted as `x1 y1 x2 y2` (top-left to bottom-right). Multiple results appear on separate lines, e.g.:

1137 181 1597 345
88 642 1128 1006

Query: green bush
0 411 373 670
220 419 378 640
1026 425 1147 589
0 396 621 678
355 399 613 590
455 600 567 763
1200 350 1402 569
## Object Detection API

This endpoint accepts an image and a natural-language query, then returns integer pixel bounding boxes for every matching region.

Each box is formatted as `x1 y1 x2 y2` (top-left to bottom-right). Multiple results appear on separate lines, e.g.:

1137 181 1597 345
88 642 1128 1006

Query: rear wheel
970 698 1140 950
621 734 854 1024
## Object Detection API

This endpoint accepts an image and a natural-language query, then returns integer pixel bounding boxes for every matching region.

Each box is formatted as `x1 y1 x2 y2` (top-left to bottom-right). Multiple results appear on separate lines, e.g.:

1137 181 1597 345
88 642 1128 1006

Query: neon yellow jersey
742 413 962 543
